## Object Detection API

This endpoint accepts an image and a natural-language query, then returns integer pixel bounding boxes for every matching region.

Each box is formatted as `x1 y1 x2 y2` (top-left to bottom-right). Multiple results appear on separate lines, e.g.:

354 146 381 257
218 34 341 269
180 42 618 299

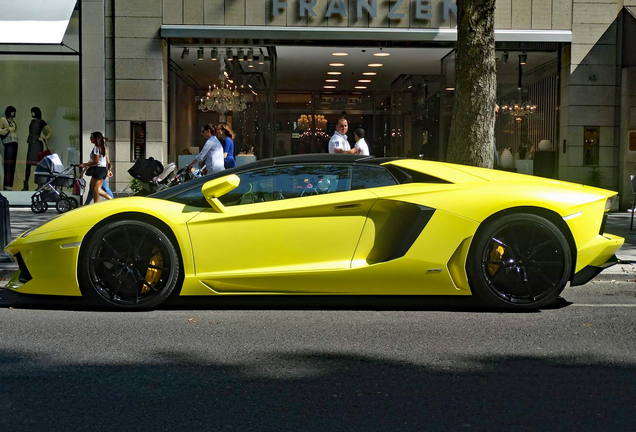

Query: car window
216 164 351 207
351 165 398 190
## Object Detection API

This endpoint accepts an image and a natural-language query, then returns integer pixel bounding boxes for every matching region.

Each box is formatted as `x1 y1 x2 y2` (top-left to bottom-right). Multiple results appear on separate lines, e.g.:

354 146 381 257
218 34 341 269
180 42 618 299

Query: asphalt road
1 282 635 432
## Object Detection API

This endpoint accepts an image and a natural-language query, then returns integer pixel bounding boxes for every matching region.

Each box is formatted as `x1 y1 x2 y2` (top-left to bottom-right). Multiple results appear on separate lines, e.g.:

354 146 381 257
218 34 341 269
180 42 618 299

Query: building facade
2 0 636 208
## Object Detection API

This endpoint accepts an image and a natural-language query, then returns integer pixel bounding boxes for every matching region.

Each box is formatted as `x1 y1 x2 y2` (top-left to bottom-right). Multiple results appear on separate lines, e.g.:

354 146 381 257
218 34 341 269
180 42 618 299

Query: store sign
322 96 362 104
272 0 457 20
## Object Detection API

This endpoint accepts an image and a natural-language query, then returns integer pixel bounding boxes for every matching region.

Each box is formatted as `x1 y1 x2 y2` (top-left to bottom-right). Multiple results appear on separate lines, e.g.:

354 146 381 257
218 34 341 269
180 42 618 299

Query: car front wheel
466 213 572 309
79 219 180 309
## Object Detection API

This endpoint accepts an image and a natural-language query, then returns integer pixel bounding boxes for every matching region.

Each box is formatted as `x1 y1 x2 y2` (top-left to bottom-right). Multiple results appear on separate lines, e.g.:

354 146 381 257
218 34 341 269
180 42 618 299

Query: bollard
0 191 12 262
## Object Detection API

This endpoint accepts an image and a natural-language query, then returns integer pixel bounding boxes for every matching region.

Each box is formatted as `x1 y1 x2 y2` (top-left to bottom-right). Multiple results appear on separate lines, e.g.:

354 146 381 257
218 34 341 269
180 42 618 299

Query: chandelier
198 84 247 113
298 114 327 130
500 101 537 122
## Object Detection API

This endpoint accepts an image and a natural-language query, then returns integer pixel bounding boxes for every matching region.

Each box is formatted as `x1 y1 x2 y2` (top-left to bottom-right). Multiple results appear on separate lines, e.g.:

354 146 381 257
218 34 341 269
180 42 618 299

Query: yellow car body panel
2 157 625 301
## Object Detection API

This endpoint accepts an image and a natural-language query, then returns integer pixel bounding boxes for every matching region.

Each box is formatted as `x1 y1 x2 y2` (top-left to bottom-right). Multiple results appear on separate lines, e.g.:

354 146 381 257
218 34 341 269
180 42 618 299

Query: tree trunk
446 0 497 168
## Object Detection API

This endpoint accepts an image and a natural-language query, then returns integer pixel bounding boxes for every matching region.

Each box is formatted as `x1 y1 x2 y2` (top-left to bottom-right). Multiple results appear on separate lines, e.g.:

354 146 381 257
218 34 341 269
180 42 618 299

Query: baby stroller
31 154 83 214
128 157 177 195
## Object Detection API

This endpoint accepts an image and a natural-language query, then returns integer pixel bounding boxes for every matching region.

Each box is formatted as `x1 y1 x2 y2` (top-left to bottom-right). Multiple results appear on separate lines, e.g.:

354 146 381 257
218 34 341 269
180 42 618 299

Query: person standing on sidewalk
0 106 18 190
328 118 352 154
218 123 237 169
353 128 369 156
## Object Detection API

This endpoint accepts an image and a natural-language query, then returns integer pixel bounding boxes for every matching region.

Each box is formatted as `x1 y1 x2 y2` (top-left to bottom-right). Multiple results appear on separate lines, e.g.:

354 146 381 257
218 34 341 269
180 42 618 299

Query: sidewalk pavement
1 208 635 281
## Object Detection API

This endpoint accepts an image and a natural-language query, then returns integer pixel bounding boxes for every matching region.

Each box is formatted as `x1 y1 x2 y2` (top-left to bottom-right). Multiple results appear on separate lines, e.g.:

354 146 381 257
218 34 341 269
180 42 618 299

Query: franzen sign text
272 0 458 20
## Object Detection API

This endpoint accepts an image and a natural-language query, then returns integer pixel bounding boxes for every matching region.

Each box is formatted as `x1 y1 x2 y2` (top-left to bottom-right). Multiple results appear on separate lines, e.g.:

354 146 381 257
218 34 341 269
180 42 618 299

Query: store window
0 4 80 193
441 48 560 173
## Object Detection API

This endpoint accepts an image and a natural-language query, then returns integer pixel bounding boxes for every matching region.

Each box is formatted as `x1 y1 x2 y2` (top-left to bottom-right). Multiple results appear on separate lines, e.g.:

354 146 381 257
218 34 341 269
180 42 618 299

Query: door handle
331 203 362 211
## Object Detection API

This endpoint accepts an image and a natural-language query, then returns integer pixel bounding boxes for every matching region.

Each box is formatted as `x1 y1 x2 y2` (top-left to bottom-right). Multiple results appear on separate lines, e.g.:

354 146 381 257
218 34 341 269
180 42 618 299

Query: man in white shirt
328 118 352 153
353 128 370 156
187 123 225 174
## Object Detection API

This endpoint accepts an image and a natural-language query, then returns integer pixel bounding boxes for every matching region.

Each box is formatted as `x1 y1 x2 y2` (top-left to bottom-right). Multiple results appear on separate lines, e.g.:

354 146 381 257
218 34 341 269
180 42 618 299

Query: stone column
558 1 622 191
81 0 106 168
112 0 167 192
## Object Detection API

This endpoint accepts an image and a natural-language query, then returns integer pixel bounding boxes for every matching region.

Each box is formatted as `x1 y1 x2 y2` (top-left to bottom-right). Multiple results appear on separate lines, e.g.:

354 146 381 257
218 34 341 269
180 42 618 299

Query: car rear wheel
79 219 180 309
466 213 572 309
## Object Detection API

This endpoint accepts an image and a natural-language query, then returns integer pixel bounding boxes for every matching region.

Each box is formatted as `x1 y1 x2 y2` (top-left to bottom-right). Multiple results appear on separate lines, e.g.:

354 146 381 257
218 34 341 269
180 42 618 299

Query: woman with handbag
23 107 53 191
0 106 18 190
80 131 112 204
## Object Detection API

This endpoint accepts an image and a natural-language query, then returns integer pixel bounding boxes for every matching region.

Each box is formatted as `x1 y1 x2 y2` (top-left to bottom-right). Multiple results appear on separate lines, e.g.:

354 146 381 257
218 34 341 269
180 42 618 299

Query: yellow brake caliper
142 249 163 294
488 245 505 276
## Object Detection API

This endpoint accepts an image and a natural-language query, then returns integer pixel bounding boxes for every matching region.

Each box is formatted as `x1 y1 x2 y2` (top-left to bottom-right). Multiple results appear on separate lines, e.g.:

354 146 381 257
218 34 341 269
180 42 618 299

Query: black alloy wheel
56 198 71 213
69 197 79 209
466 213 572 309
79 219 180 309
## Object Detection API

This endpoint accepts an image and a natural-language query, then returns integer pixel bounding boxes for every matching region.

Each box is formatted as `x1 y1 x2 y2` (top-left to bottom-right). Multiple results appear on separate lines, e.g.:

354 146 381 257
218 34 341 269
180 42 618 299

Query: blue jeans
84 177 114 204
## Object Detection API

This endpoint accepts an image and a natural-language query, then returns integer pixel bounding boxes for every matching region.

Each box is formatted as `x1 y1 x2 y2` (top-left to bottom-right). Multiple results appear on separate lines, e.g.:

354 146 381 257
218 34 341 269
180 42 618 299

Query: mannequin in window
0 106 18 190
23 107 53 191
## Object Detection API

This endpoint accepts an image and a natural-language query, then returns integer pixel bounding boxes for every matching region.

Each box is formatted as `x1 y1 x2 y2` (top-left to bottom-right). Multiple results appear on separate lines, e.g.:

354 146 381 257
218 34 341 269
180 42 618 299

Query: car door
186 164 377 292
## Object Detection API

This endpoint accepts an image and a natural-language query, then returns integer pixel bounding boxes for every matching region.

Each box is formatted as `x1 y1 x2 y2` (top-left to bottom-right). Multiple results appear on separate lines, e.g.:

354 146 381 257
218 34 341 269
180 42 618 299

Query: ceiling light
210 48 217 61
355 86 367 89
226 48 233 61
332 52 348 56
362 72 377 76
258 53 264 65
327 71 341 75
181 47 189 59
445 87 455 91
238 49 245 61
502 51 509 63
367 63 383 67
324 85 336 89
329 63 345 67
197 48 204 60
358 79 371 83
519 52 527 65
326 79 339 82
405 78 413 89
374 52 390 57
248 64 254 68
247 49 253 62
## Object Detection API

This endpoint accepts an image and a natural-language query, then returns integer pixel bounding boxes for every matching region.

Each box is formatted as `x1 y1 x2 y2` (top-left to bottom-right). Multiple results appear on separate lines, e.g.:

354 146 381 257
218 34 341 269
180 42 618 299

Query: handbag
73 177 86 195
37 138 51 161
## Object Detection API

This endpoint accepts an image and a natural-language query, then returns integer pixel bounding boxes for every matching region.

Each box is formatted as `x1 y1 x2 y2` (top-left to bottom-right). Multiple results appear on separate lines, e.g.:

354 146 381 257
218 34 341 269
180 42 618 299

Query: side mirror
201 174 240 212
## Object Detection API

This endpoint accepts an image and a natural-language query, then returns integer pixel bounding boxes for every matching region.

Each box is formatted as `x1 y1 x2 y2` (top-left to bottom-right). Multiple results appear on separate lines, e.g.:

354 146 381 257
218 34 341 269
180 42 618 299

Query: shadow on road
0 349 632 431
0 289 572 313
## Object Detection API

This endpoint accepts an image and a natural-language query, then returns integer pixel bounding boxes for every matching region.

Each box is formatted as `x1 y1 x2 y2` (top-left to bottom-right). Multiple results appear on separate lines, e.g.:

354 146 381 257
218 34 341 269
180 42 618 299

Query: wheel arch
78 211 185 296
477 206 577 280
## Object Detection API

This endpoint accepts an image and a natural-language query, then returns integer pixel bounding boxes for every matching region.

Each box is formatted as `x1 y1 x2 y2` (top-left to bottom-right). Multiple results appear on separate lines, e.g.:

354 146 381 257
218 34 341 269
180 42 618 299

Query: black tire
69 197 79 209
56 198 71 213
31 201 48 213
466 213 572 309
78 219 180 309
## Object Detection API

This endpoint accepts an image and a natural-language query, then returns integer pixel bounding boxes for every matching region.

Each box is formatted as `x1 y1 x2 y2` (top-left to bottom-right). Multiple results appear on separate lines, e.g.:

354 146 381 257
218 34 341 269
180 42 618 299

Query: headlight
605 196 616 212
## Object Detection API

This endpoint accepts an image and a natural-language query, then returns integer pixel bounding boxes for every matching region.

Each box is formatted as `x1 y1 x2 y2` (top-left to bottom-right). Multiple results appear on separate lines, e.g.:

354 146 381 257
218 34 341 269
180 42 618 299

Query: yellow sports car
3 154 623 310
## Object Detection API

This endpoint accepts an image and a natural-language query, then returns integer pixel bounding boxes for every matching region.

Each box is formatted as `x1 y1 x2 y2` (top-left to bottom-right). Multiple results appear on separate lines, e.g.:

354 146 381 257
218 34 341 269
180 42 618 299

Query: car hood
14 197 198 239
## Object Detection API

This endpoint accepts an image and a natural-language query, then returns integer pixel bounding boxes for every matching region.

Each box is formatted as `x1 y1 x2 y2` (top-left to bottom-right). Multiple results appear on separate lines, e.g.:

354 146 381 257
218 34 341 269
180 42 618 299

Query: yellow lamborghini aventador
3 154 624 310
